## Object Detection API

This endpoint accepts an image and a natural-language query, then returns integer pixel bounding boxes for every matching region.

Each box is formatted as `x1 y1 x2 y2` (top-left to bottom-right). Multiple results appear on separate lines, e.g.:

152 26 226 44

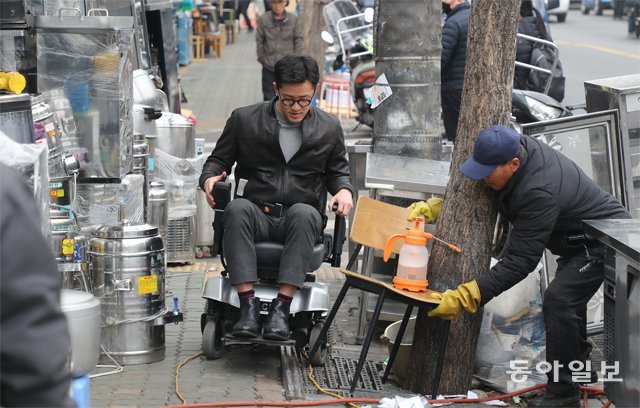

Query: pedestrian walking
256 0 304 101
441 0 471 142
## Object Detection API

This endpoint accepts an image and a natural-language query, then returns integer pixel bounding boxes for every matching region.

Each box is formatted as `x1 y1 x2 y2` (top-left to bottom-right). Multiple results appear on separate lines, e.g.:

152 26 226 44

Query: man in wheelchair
199 55 354 341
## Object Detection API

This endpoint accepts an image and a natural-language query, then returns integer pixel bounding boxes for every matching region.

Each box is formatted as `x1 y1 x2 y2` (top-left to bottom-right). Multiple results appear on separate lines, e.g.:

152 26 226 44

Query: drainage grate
304 355 385 394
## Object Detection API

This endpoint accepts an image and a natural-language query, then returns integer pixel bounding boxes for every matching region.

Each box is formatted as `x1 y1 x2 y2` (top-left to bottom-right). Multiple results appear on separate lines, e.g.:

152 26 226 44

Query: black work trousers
441 88 462 142
262 67 276 101
221 198 322 288
543 244 606 396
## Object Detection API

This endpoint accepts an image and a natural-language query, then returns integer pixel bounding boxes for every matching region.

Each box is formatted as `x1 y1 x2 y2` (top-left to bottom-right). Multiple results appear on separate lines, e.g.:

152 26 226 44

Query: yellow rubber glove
428 280 481 320
406 197 443 223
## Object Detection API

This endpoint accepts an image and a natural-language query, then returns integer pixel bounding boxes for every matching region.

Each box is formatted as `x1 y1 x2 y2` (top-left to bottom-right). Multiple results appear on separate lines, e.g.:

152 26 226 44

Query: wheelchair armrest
330 214 346 267
211 181 232 259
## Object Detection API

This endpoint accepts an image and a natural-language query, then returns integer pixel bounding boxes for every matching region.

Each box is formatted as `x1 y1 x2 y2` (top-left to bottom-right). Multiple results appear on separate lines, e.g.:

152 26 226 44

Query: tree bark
406 0 520 395
299 0 330 77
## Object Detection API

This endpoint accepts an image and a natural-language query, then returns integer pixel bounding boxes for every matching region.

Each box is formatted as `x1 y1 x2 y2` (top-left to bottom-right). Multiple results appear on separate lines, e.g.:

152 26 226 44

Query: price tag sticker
138 275 158 294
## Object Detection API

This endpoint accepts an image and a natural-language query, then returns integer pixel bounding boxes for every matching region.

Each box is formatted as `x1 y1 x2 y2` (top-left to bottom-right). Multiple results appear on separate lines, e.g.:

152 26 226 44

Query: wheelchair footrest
224 333 296 347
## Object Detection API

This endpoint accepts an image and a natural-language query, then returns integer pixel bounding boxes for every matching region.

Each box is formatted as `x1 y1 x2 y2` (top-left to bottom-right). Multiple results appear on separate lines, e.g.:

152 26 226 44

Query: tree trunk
406 0 520 395
299 0 330 77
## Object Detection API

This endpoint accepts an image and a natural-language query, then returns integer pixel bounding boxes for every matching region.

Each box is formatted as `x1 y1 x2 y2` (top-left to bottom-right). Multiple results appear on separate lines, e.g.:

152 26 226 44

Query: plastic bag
474 260 546 393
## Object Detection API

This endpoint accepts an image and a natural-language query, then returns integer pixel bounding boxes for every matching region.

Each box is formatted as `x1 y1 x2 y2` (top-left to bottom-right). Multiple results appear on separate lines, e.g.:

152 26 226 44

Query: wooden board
350 196 415 253
341 269 441 305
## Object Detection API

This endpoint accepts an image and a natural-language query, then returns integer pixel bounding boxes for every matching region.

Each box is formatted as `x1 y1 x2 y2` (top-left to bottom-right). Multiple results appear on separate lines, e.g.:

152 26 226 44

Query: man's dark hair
274 55 320 89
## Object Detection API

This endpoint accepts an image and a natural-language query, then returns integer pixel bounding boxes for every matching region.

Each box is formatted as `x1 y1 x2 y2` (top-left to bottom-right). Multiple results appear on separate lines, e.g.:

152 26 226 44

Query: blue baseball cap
460 125 521 180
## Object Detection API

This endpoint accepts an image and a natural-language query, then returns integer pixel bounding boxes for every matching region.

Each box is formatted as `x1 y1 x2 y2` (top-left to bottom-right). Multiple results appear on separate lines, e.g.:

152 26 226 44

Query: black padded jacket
476 135 631 304
199 99 355 214
441 2 471 92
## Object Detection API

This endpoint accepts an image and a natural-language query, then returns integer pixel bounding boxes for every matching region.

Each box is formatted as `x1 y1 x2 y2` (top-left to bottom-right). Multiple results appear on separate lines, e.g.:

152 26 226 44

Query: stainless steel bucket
89 223 166 365
60 289 101 377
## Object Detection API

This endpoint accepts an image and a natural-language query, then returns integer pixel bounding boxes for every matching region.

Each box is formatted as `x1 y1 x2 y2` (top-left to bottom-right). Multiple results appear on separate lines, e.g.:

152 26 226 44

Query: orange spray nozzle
383 217 432 262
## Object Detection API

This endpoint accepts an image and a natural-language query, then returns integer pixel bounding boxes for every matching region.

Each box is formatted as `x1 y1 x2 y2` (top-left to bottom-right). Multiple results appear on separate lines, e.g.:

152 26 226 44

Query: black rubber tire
308 322 327 366
202 318 225 360
557 13 567 22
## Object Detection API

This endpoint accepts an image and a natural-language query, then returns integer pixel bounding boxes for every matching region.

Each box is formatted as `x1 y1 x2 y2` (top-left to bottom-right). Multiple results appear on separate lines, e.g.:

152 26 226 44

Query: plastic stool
319 75 354 119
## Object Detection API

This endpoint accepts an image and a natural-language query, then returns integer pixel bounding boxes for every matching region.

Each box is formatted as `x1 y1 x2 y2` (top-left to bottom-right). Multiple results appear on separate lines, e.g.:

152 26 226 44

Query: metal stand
307 270 450 396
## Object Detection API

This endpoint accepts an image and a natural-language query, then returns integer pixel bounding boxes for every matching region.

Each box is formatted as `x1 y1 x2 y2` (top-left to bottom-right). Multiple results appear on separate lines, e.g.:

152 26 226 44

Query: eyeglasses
279 96 313 107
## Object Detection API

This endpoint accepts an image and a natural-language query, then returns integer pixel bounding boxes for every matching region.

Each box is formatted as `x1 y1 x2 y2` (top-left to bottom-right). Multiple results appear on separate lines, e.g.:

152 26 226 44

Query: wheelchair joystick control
213 182 231 210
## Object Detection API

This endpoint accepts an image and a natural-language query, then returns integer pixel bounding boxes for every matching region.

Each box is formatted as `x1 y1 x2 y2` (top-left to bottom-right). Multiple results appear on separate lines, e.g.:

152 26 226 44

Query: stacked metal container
88 223 168 364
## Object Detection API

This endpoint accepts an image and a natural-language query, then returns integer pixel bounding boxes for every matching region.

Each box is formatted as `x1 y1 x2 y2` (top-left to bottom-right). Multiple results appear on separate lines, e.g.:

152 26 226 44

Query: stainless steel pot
88 223 166 365
150 112 195 159
60 289 101 377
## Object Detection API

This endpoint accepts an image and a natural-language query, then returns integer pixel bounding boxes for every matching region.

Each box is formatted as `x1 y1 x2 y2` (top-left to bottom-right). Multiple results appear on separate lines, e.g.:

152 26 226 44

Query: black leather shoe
527 391 580 408
232 297 261 338
263 299 291 340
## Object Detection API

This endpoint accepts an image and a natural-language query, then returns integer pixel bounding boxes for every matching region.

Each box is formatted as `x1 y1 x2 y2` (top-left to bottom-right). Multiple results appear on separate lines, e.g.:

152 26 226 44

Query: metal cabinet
585 74 640 219
583 219 640 408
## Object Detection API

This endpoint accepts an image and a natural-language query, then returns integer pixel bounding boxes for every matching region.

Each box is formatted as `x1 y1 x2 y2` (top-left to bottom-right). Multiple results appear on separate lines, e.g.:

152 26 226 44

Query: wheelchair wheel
202 317 225 360
308 321 328 366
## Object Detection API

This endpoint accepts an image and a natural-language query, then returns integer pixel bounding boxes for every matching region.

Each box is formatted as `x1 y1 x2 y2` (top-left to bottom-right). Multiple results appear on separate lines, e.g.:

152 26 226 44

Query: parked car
546 0 571 21
533 0 551 22
581 0 613 15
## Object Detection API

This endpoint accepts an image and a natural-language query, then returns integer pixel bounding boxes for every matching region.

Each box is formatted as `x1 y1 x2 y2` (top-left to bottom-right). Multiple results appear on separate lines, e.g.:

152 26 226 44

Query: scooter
510 88 576 133
321 0 375 128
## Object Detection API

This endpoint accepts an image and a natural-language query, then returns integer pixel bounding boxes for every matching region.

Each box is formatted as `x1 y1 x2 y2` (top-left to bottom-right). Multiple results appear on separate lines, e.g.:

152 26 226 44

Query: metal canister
88 223 166 365
132 133 149 221
31 95 65 176
49 175 75 207
50 208 89 291
196 187 215 253
148 182 168 251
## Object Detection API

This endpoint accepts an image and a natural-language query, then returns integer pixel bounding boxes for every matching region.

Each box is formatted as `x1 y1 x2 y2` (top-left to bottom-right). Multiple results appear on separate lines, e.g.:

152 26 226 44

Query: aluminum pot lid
93 223 159 238
60 289 101 315
155 112 192 128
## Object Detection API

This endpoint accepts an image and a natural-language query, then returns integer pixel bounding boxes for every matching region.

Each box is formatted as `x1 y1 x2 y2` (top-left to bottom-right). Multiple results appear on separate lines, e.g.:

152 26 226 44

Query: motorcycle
510 88 578 133
321 0 375 128
510 33 583 132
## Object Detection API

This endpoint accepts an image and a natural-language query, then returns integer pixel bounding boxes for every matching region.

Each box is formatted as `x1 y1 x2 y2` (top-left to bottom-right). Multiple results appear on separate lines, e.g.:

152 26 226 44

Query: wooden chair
307 196 451 396
192 34 206 60
205 28 225 59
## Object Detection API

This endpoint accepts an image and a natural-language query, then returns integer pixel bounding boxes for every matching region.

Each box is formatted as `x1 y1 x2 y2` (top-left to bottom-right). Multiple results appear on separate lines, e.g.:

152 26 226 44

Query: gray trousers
221 198 323 288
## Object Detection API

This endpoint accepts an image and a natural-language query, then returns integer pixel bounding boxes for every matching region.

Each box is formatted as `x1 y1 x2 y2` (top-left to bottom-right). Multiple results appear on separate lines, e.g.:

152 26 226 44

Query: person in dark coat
428 126 631 407
514 0 550 90
441 0 471 142
237 0 253 31
200 56 354 341
0 164 75 407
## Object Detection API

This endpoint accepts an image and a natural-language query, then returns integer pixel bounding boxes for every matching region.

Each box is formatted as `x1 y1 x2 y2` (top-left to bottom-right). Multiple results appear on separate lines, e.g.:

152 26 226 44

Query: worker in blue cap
410 125 630 407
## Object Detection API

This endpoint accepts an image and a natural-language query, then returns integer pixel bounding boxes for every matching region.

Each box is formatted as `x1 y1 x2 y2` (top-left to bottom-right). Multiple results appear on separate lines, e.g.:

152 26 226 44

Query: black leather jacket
199 99 355 214
477 135 631 304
